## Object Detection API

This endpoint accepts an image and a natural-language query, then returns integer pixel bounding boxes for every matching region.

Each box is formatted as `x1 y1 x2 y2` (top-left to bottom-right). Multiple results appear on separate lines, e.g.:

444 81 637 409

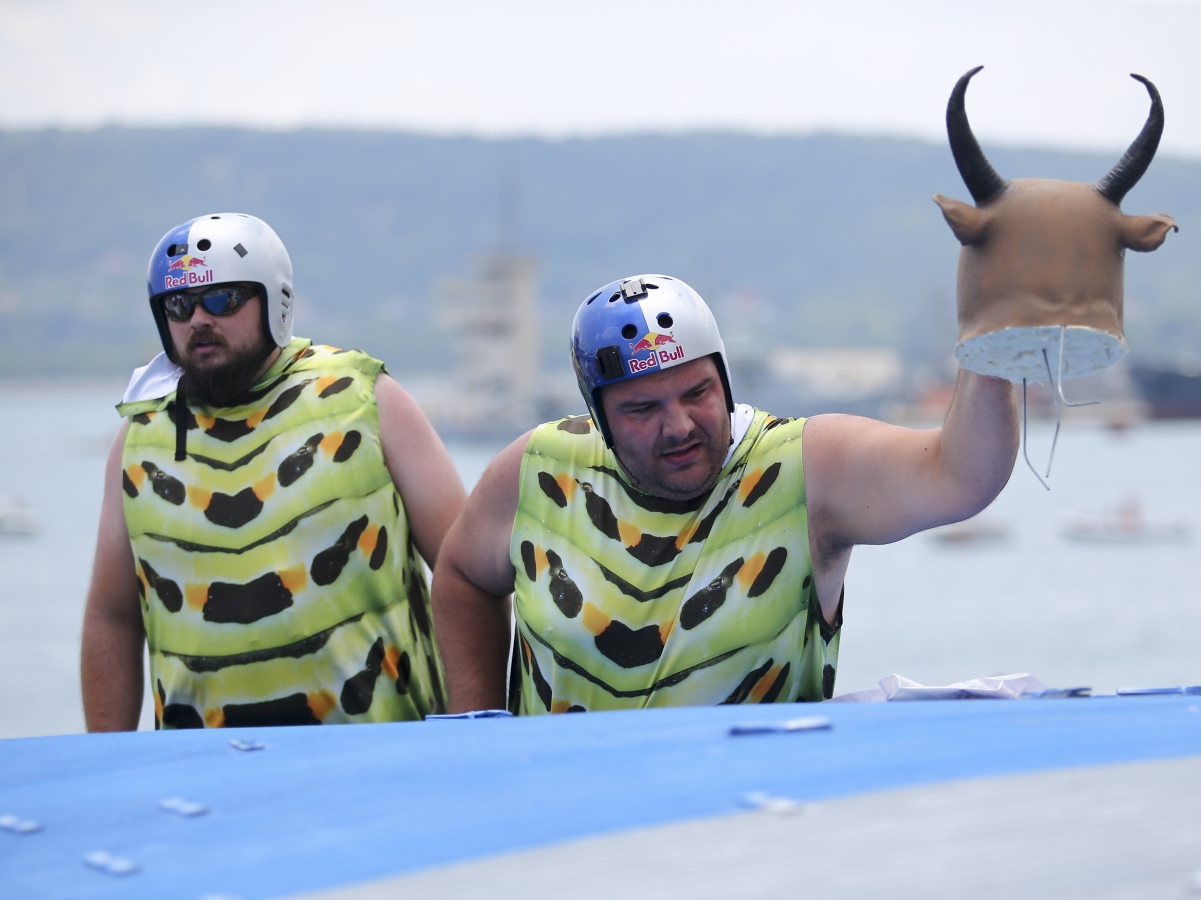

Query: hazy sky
3 0 1201 155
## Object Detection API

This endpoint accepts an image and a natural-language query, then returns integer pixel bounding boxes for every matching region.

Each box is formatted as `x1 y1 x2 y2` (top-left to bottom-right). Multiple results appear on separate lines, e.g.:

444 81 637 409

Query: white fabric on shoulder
122 352 183 404
723 403 756 467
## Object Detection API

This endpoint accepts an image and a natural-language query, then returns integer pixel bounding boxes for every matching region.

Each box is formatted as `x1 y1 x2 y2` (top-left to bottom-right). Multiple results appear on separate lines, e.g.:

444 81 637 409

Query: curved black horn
947 66 1008 205
1095 74 1164 206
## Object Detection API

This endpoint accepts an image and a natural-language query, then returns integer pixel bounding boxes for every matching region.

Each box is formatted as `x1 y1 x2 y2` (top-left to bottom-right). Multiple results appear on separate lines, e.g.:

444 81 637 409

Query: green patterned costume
509 409 840 714
118 339 445 728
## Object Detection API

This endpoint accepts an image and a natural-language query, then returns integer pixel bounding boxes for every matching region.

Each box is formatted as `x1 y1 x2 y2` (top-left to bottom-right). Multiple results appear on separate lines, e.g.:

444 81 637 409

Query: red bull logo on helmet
163 255 214 289
627 332 685 374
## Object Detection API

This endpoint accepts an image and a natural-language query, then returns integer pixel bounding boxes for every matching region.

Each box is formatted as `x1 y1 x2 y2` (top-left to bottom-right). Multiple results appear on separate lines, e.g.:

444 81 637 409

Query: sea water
0 387 1198 739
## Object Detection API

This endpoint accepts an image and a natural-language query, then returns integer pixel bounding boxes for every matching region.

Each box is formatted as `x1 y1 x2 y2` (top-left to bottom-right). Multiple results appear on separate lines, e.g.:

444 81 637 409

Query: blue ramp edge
3 697 1201 899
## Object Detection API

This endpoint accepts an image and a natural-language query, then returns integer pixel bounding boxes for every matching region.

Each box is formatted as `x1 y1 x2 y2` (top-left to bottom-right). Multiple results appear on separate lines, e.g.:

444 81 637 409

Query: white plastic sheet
831 673 1049 703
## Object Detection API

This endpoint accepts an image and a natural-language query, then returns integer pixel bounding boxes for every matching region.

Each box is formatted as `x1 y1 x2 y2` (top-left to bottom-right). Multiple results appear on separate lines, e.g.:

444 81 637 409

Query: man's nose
661 400 693 438
190 306 218 329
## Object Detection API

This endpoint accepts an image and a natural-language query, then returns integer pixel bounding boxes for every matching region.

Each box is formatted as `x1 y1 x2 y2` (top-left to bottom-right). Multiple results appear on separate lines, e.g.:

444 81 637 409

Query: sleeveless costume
117 338 445 728
508 409 841 714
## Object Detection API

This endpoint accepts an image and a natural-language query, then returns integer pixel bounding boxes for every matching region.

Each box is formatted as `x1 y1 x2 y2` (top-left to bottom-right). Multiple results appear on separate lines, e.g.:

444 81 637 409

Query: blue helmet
571 274 734 446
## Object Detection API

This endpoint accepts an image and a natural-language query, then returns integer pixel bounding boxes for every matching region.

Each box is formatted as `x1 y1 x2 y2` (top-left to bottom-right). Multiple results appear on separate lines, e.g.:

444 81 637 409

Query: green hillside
0 128 1193 377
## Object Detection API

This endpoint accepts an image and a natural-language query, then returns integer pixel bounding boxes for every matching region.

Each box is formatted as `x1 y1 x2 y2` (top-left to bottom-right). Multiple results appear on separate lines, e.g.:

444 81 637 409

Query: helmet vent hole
608 292 620 303
657 313 673 328
196 239 211 251
646 283 659 290
621 324 637 339
233 243 248 258
585 290 602 305
166 243 187 257
281 286 292 299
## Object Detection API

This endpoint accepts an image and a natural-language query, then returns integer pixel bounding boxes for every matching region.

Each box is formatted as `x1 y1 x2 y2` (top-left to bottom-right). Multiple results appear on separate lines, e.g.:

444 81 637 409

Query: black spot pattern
369 526 388 570
594 620 664 668
141 461 185 505
223 693 321 727
341 638 385 715
407 566 432 638
395 650 411 694
205 417 256 443
822 664 836 700
190 441 271 472
520 540 537 581
680 558 745 630
278 433 323 487
310 516 369 585
720 659 774 705
760 662 791 704
747 547 788 598
131 413 152 426
688 485 738 545
264 382 307 420
545 549 583 618
204 572 294 624
626 533 682 568
427 654 446 711
319 376 353 398
588 466 710 513
122 470 138 498
205 488 265 529
557 416 592 434
523 636 552 712
333 430 362 463
165 404 199 431
162 703 204 729
567 705 586 712
582 484 620 540
593 560 690 603
742 463 781 508
140 559 182 612
538 472 568 508
761 416 793 432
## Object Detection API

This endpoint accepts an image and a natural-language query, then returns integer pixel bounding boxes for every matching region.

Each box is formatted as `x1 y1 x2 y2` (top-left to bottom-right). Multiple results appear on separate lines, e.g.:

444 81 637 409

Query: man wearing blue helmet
81 214 465 730
432 274 1018 713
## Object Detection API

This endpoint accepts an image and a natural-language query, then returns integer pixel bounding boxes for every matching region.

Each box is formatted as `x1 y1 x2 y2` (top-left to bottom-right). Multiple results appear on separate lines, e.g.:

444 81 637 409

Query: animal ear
933 194 989 245
1119 213 1178 252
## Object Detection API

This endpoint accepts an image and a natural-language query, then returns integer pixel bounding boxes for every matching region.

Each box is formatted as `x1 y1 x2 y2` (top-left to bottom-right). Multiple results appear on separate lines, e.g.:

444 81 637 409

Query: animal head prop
935 67 1177 385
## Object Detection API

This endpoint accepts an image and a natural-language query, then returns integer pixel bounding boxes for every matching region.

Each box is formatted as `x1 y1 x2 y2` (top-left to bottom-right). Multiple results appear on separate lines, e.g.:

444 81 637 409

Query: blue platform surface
3 697 1201 899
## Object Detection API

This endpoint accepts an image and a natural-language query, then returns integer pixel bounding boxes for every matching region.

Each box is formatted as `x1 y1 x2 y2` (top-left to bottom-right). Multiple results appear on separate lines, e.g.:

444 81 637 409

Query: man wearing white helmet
433 275 1017 713
81 213 464 730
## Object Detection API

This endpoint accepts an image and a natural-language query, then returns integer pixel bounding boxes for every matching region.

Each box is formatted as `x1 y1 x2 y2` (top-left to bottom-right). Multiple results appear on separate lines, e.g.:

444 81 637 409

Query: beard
177 327 275 408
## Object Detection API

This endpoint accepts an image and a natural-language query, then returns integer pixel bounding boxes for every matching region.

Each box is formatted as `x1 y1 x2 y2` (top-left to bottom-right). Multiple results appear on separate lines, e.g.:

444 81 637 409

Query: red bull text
627 332 684 374
163 256 213 289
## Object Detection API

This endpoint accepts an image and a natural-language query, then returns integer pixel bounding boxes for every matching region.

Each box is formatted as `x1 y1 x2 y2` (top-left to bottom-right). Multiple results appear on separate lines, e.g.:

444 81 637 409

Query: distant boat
1131 364 1201 419
0 496 38 535
1062 499 1188 545
928 517 1009 546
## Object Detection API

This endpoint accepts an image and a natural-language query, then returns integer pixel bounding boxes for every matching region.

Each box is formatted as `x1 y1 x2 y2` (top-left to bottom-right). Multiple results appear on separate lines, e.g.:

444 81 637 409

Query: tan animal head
935 67 1177 382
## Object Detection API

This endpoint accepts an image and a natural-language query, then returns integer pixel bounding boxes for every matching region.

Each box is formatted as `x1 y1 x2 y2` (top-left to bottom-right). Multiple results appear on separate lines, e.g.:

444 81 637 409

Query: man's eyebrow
616 375 714 409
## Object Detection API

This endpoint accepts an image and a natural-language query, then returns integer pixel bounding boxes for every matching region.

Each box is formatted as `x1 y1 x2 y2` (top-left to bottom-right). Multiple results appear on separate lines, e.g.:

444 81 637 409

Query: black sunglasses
161 285 257 323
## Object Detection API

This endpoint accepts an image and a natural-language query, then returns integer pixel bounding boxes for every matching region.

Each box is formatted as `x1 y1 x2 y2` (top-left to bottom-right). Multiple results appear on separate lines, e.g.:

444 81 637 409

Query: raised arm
81 420 146 732
375 374 467 568
804 369 1018 620
431 432 528 712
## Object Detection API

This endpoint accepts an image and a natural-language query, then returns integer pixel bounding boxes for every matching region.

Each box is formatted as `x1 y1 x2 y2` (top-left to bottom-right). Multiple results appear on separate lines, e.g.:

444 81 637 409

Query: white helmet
571 274 734 446
147 213 294 361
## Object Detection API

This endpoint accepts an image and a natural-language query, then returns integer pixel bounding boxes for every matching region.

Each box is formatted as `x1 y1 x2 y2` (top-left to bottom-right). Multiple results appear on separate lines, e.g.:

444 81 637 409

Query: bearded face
167 292 277 408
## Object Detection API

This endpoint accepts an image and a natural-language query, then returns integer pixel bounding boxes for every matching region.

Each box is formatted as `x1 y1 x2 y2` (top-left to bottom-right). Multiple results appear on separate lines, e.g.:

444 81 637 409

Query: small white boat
0 496 38 535
1062 499 1188 545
